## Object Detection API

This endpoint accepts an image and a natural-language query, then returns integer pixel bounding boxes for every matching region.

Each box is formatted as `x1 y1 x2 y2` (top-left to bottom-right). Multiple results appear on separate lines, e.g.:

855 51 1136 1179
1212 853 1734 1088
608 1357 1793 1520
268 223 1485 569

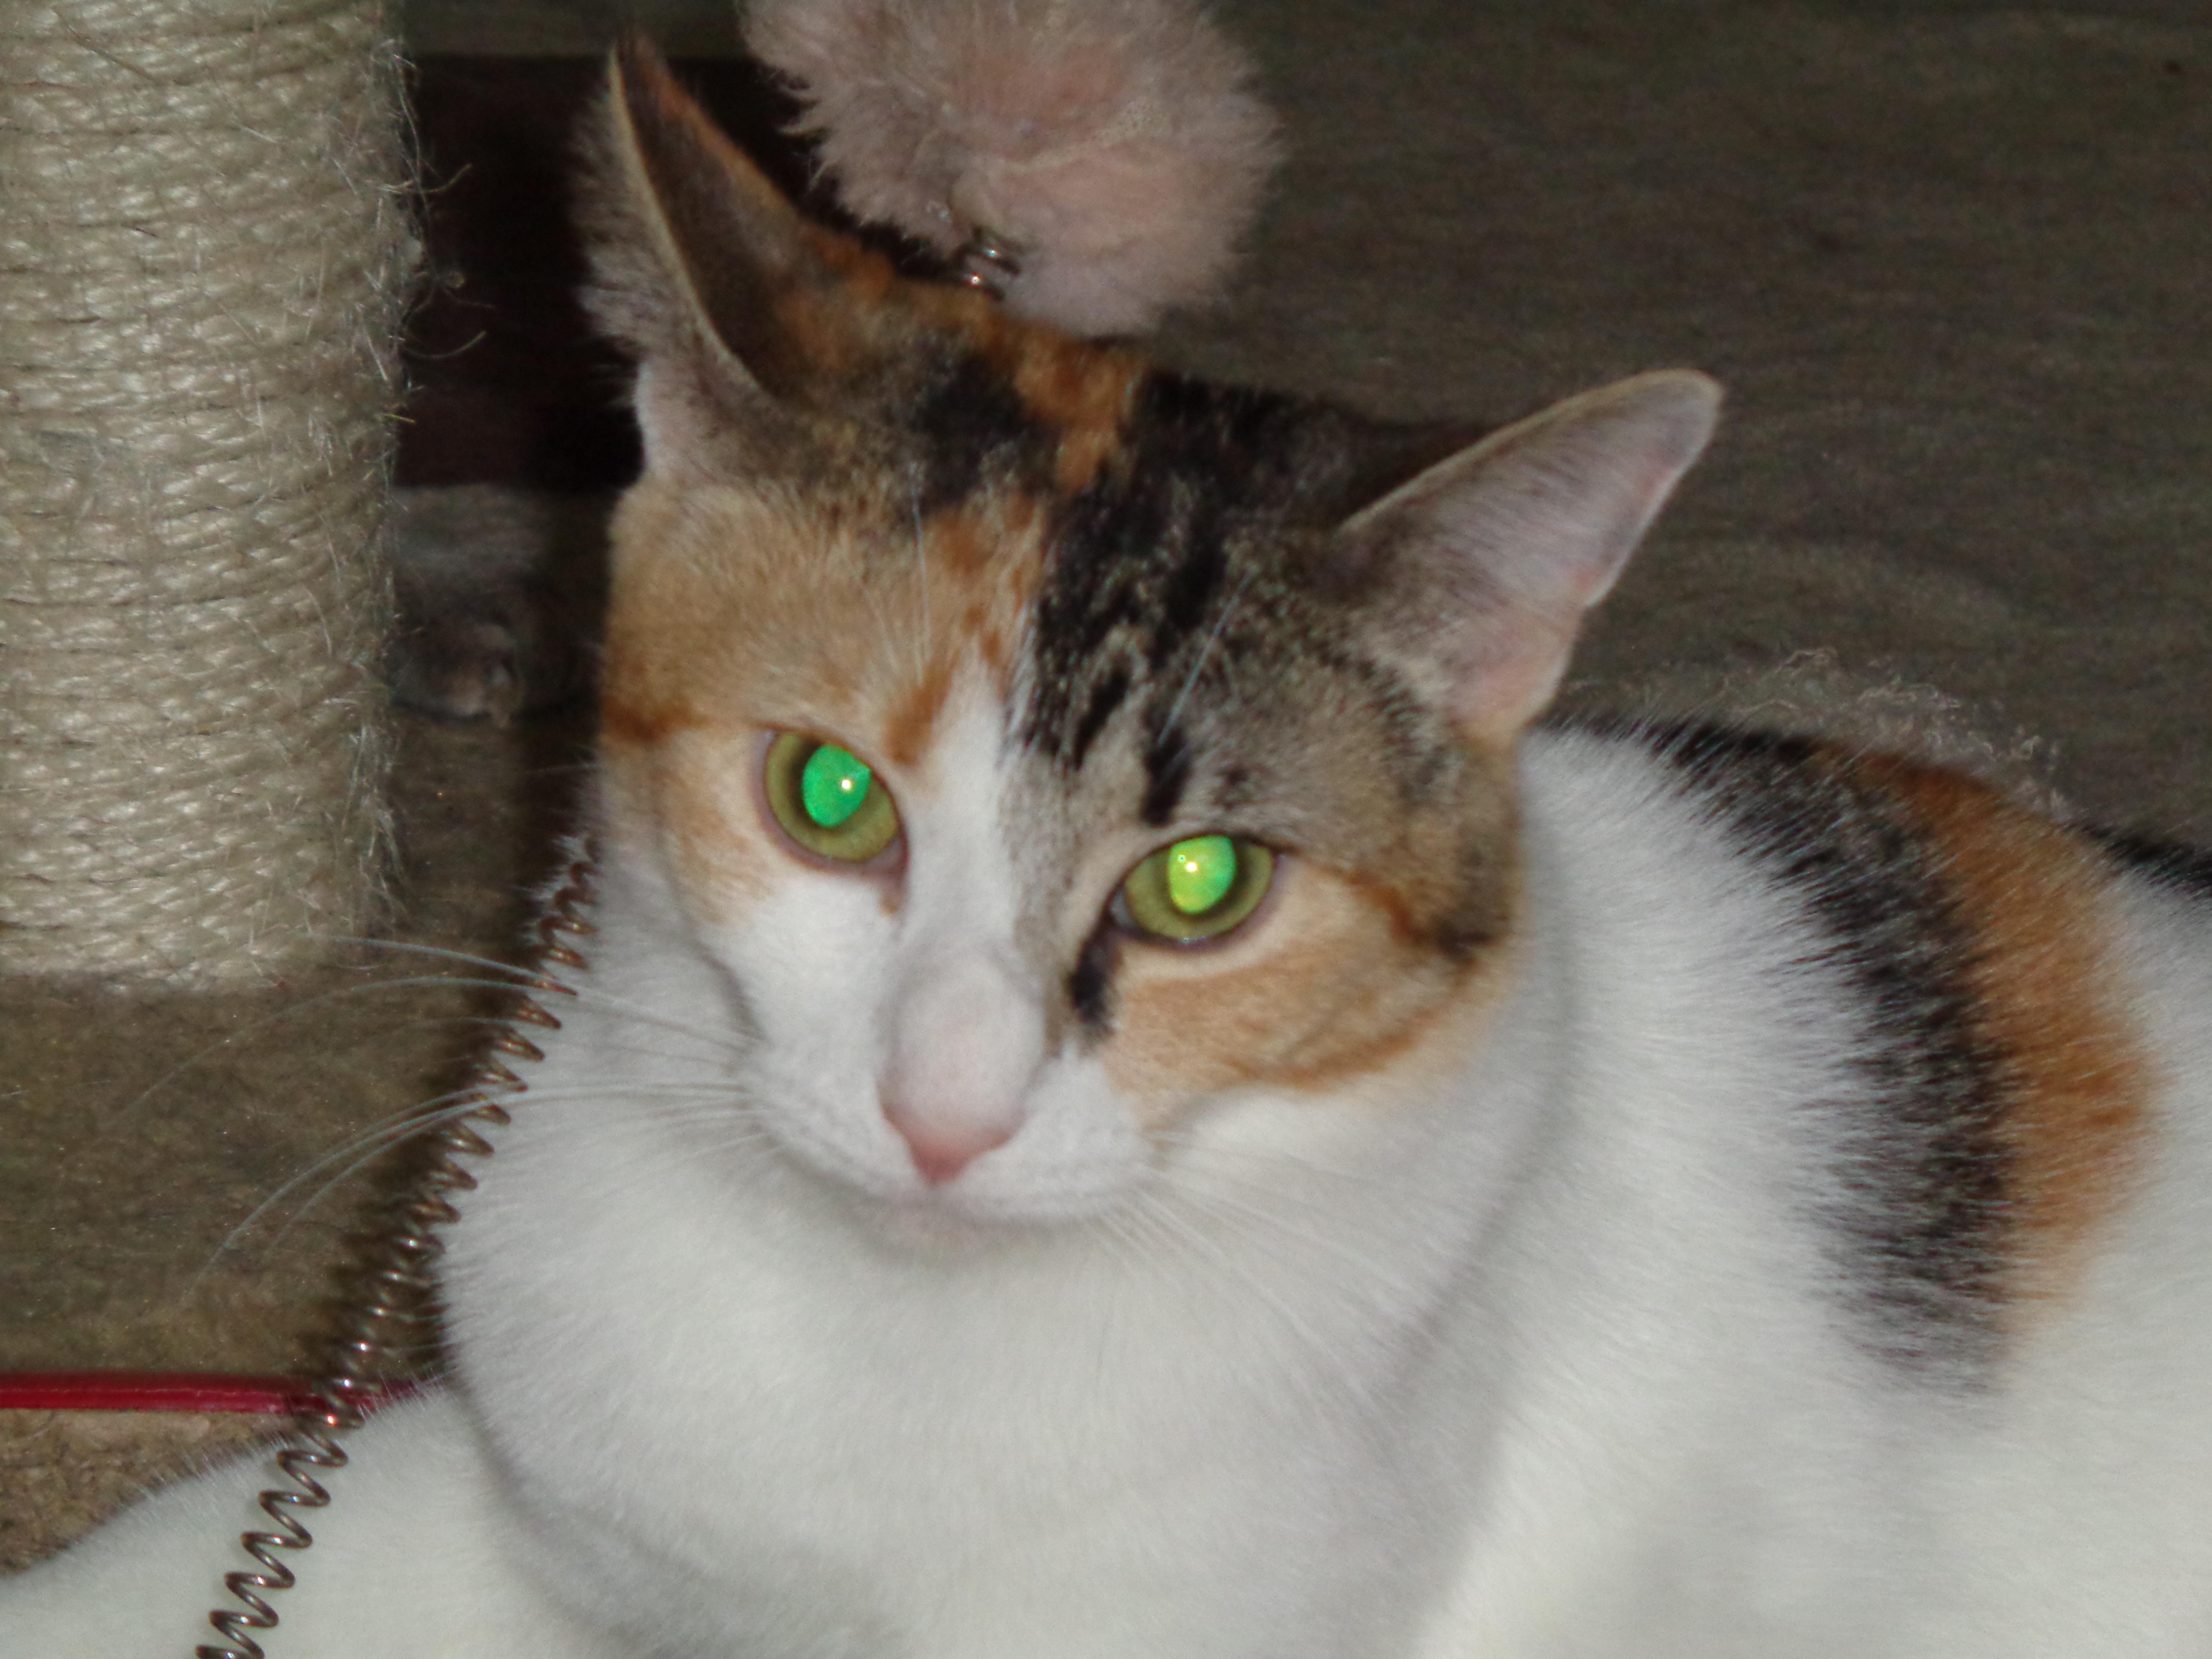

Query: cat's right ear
1335 371 1721 746
578 38 930 480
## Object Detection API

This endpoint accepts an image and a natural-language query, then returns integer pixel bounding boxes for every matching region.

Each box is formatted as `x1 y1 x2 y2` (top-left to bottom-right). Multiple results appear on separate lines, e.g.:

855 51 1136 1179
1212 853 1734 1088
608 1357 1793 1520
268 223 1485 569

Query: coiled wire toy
956 226 1024 297
194 852 599 1659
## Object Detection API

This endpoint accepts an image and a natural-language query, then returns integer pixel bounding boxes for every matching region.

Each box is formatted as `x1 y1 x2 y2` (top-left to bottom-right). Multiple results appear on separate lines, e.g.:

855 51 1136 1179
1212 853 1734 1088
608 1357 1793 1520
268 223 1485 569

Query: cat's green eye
1118 835 1275 944
763 732 902 864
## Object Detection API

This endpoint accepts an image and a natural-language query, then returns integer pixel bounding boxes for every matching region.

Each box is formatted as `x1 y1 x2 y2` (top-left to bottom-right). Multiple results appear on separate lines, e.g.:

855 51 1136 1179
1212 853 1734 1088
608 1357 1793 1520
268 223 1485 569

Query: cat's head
578 42 1717 1227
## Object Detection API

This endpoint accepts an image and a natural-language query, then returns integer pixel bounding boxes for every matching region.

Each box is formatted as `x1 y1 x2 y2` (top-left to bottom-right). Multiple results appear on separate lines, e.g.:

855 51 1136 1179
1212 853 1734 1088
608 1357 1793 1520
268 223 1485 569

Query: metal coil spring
195 853 599 1659
955 226 1024 297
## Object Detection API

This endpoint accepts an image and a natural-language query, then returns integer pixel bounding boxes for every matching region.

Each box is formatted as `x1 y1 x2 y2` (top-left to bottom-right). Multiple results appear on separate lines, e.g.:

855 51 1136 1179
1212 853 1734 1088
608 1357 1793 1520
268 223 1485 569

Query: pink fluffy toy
743 0 1281 335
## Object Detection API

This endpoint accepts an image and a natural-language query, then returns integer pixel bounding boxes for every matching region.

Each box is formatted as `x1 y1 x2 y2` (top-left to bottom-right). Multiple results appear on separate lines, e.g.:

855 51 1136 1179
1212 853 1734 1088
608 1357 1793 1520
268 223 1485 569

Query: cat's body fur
9 43 2212 1657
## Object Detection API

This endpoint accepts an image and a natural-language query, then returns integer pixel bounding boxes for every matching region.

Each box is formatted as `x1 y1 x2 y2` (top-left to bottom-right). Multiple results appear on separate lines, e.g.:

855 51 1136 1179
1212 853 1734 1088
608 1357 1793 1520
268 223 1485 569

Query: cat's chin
842 1188 1059 1254
765 1130 1141 1249
833 1165 1138 1249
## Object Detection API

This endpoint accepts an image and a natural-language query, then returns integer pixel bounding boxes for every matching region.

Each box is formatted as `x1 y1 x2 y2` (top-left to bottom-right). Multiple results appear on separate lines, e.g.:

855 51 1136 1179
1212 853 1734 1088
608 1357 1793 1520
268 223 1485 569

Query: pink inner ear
1453 615 1581 749
1346 371 1722 744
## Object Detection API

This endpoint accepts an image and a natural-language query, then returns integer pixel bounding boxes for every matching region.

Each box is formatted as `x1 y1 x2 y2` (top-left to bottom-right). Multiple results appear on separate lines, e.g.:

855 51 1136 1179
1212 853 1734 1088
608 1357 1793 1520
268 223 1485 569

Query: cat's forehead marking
1019 375 1312 784
880 494 1052 766
997 331 1145 495
882 652 960 771
1003 366 1522 974
890 285 1146 508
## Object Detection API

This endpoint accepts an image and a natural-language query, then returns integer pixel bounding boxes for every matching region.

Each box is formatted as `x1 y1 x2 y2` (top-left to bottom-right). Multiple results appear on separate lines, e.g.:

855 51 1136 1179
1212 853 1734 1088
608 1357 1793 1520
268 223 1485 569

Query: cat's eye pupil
764 731 901 865
1117 836 1274 945
801 744 871 829
1165 835 1237 915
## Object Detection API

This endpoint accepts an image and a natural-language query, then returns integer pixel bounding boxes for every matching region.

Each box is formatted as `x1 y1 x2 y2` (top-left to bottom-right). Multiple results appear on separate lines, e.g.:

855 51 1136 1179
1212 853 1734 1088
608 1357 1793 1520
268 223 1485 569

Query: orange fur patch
1103 858 1512 1118
799 219 901 303
1855 755 2151 1307
903 280 1144 495
599 691 699 751
598 476 1050 923
1005 333 1143 494
883 651 957 768
918 496 1047 696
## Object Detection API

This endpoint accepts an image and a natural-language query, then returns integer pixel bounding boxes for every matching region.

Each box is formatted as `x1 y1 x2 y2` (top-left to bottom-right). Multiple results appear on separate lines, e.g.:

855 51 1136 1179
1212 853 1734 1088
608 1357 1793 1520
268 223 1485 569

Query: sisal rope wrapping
0 0 412 983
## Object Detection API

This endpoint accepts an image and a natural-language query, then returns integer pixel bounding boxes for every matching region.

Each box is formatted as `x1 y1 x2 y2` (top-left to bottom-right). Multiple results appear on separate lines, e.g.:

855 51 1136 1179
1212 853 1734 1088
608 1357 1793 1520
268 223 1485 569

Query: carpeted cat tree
0 0 412 985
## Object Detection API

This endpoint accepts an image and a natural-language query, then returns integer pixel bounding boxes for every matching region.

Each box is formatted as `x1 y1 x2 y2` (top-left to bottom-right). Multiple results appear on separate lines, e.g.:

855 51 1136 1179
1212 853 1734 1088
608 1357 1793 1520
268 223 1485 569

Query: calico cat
9 40 2212 1659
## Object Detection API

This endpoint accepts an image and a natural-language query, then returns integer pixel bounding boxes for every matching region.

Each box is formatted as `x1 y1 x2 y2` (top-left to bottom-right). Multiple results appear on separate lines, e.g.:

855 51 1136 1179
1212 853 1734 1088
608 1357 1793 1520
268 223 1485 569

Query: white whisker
1154 1129 1438 1203
340 938 759 1059
912 483 933 673
1130 1189 1361 1417
206 1079 760 1275
1170 1175 1418 1304
1161 562 1257 734
332 936 537 981
107 972 517 1121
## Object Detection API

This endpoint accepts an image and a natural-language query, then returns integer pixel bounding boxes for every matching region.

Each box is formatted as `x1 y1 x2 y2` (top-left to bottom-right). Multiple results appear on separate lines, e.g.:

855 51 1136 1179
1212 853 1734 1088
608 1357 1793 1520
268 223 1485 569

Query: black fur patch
1067 927 1118 1033
1021 372 1326 773
1069 666 1132 771
1139 720 1194 826
2090 826 2212 900
1152 532 1227 666
1643 722 2011 1378
903 350 1052 514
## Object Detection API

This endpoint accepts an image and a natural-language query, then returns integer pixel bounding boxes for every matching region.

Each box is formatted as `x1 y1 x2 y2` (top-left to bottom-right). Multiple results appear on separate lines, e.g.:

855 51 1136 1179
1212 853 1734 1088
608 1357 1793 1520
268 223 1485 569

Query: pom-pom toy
744 0 1281 335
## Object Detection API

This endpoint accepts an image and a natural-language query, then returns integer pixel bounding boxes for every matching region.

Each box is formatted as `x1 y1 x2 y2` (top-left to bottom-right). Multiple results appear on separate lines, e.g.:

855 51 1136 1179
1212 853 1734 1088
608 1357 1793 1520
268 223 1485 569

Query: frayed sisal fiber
0 0 411 984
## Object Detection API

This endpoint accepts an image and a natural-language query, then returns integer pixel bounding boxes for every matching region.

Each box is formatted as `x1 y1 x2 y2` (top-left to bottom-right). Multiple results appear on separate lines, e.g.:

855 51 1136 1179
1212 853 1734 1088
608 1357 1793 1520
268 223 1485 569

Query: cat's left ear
578 37 957 479
1336 371 1721 744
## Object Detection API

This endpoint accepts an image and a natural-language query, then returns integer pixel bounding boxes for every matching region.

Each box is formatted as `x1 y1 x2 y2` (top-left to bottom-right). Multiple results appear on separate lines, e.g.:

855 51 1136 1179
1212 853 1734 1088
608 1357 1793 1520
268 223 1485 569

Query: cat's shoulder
1530 713 2211 920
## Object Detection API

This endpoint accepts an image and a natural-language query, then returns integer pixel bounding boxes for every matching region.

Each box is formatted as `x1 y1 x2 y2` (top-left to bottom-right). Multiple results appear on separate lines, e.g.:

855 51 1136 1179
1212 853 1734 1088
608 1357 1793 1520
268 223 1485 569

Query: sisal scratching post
0 0 410 983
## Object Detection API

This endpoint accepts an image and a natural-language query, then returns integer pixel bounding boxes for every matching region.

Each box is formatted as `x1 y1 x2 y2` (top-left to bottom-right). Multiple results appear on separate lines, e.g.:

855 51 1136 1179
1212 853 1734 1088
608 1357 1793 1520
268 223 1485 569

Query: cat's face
596 425 1518 1224
582 43 1717 1226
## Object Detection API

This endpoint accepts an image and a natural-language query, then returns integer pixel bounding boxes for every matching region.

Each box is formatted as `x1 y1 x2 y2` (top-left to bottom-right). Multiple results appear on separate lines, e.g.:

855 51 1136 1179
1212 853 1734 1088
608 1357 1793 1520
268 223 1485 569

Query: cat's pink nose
883 1102 1016 1186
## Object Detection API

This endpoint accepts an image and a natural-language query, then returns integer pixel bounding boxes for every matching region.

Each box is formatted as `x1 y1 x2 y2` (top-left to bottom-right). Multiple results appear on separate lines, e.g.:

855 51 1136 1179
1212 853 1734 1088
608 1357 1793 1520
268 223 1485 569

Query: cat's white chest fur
445 844 1511 1659
416 735 2176 1659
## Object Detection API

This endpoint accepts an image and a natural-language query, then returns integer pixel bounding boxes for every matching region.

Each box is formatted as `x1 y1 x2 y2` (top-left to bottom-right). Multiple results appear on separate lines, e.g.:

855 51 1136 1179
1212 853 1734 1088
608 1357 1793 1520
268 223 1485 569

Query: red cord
0 1371 419 1415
